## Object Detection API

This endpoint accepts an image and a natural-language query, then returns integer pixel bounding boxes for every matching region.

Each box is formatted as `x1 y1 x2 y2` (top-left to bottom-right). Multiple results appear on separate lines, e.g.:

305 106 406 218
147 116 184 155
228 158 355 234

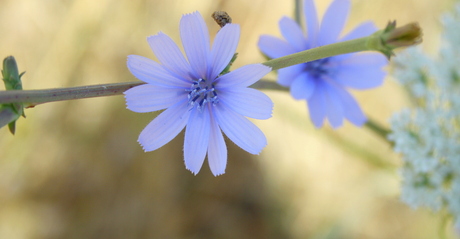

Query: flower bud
375 21 423 59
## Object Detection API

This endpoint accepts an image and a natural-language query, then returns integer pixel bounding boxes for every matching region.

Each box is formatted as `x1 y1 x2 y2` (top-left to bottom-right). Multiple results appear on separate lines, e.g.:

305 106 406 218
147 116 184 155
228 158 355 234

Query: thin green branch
250 80 288 91
0 80 284 107
294 0 302 25
439 210 452 239
364 118 392 143
0 22 422 107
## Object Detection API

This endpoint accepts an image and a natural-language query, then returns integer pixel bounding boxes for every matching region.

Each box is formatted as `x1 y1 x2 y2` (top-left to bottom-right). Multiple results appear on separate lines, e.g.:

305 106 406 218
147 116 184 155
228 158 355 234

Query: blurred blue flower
125 12 273 176
258 0 387 128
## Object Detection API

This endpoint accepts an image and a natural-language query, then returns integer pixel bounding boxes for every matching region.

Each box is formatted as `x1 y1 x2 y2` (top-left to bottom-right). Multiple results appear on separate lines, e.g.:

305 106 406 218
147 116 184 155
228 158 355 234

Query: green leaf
1 56 26 135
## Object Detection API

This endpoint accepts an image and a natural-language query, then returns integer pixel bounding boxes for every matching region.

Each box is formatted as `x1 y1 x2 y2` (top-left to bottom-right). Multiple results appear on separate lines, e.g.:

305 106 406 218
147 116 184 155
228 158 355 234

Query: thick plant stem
263 37 371 71
263 21 422 71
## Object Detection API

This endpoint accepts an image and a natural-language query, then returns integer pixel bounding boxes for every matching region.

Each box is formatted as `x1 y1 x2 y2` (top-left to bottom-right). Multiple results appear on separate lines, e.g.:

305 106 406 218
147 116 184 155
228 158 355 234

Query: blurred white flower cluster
389 4 460 223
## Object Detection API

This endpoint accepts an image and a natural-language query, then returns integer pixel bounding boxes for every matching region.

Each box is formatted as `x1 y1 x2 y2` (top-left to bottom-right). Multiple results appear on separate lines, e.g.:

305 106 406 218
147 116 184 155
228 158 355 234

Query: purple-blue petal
207 112 227 176
127 55 190 88
184 106 211 175
138 100 191 152
209 24 240 80
328 84 367 126
335 53 387 89
279 16 307 51
304 0 319 47
341 21 377 42
124 84 183 113
278 64 305 87
216 64 271 88
307 83 326 127
214 104 267 155
147 33 193 81
323 82 344 128
290 73 316 100
258 35 297 59
180 12 210 79
318 0 350 45
219 88 273 120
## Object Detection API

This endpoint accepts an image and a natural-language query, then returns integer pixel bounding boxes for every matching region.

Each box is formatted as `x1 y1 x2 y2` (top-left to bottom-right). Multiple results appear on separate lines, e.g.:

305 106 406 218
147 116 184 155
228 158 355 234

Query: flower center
186 78 218 111
305 58 331 79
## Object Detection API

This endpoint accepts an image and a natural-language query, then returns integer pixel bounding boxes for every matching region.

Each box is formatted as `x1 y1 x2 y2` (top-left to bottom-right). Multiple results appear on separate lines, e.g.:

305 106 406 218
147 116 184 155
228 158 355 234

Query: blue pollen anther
186 79 219 110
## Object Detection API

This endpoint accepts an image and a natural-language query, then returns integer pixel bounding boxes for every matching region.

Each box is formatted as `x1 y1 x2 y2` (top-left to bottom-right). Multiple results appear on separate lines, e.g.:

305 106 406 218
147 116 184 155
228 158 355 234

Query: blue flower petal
328 83 367 126
216 64 271 88
138 100 191 152
209 24 240 80
214 104 267 154
323 82 344 128
127 55 190 88
279 16 307 51
184 106 211 175
219 88 273 120
307 84 326 127
128 11 274 176
258 35 297 59
180 12 210 79
318 0 350 45
278 64 305 87
124 84 183 113
207 113 227 176
341 52 387 67
290 73 316 100
147 33 193 81
341 21 377 41
304 0 319 47
335 53 387 89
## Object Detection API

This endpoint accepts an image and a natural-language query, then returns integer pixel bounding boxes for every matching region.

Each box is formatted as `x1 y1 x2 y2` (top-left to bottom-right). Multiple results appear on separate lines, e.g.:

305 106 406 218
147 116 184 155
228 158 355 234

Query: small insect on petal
212 11 232 28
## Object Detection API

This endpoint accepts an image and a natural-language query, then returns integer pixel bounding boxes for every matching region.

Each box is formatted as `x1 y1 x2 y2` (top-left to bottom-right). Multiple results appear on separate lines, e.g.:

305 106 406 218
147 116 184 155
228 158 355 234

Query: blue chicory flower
124 12 273 176
258 0 387 128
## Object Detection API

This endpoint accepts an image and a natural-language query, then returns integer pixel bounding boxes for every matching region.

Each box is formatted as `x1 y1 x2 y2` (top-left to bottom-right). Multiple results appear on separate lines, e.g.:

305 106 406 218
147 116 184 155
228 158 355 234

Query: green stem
0 21 422 107
0 29 395 106
0 82 143 107
250 80 288 91
0 80 285 106
294 0 302 25
264 36 372 71
439 211 452 239
364 118 392 142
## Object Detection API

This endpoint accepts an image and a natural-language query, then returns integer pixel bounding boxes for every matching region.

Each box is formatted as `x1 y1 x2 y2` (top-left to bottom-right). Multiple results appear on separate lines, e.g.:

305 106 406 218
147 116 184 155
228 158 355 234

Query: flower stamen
186 79 219 111
305 58 331 79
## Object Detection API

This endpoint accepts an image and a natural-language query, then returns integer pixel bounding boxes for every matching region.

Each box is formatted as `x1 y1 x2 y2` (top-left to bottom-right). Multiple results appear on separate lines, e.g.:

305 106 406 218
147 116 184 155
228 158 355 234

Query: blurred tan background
0 0 456 238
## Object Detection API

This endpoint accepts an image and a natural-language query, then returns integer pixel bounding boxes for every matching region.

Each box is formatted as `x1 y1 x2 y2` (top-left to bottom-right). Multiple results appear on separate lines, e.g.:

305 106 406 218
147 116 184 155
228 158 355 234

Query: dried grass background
0 0 456 238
